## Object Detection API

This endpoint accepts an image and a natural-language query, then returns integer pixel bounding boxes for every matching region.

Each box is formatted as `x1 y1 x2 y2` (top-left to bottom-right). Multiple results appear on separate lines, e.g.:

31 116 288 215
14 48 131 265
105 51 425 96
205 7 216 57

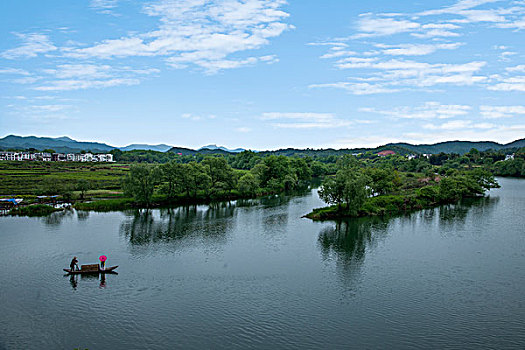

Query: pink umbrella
99 255 107 262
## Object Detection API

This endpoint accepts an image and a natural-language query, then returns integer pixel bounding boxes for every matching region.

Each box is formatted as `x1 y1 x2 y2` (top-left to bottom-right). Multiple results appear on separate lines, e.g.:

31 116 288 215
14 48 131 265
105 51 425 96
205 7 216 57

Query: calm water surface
0 178 524 349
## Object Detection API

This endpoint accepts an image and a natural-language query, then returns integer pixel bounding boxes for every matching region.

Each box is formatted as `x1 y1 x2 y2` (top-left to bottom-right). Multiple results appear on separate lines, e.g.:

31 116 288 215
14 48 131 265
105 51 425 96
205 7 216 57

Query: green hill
1 135 523 156
0 135 114 153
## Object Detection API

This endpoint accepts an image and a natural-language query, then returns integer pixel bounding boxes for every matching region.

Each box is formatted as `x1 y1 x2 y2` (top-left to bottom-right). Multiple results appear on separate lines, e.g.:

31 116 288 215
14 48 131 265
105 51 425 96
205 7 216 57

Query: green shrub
9 204 61 217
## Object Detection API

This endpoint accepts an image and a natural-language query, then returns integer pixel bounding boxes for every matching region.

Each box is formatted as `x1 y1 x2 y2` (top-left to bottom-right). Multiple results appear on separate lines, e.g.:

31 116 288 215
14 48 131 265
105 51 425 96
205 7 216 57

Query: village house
0 151 114 163
377 150 396 157
505 154 515 161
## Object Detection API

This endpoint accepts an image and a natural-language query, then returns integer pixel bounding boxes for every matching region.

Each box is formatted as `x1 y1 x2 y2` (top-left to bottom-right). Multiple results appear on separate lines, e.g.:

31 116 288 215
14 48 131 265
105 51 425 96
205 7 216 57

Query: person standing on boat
70 256 79 271
99 255 107 271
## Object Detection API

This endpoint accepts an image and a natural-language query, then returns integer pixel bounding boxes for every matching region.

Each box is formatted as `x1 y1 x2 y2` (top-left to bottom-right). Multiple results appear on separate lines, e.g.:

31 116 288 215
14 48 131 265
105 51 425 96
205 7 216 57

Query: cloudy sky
1 0 524 149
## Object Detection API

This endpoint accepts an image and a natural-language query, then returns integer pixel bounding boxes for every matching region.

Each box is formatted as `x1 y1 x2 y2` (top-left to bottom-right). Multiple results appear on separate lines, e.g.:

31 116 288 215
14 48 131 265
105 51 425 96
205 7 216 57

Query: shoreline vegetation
1 146 521 217
305 175 498 220
305 157 500 221
8 204 63 217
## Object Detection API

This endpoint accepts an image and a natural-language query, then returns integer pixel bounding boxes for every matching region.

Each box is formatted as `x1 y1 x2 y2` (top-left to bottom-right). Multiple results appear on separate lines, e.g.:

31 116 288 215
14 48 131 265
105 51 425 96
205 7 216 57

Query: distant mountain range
199 144 245 153
0 135 114 153
0 135 523 155
0 135 247 154
384 139 525 155
119 144 173 152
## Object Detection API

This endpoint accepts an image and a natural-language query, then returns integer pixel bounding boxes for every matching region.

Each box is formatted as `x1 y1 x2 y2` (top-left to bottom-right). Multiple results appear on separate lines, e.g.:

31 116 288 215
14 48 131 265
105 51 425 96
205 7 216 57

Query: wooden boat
63 265 118 275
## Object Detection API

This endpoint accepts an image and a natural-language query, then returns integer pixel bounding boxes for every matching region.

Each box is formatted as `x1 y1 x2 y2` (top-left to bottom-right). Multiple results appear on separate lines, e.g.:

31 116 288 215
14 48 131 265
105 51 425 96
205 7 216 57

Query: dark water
0 178 524 349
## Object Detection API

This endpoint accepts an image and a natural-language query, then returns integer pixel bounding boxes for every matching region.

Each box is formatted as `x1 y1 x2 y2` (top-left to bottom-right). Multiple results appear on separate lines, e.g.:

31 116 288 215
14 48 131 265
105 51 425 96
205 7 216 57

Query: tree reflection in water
318 195 499 286
319 218 388 281
120 202 237 246
76 210 90 221
41 208 74 226
410 196 500 235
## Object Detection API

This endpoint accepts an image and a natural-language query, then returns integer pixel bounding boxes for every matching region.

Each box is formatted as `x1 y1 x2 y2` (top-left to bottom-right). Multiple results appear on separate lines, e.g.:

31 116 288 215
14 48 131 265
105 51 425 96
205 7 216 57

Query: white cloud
376 42 463 56
506 65 525 72
311 59 487 94
0 68 30 75
31 63 159 91
5 102 75 121
412 28 461 39
480 105 525 118
422 120 495 130
34 78 140 91
1 33 57 59
488 76 525 91
261 112 352 128
494 18 525 29
307 41 349 47
236 127 252 132
353 15 421 38
181 113 216 121
309 82 400 95
90 0 118 12
320 49 357 59
28 104 72 112
12 76 43 84
360 102 472 120
62 0 292 73
418 0 502 16
43 64 113 79
499 51 517 60
310 0 525 97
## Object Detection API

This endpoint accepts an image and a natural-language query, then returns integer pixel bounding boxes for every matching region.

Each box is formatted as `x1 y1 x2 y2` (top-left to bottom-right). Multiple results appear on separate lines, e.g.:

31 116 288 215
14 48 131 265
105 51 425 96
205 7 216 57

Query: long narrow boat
63 265 118 275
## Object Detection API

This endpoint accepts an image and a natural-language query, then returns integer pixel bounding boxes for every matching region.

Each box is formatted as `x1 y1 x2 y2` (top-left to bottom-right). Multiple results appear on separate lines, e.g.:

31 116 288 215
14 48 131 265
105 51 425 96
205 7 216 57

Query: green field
0 161 129 196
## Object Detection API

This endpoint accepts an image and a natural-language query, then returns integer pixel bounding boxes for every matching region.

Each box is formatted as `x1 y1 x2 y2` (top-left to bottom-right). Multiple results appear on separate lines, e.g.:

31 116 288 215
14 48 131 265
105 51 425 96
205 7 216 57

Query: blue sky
0 0 524 149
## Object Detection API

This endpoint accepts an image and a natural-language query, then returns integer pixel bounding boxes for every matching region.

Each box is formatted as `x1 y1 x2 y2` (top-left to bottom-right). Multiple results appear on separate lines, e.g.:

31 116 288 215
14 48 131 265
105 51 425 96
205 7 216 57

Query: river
0 177 523 349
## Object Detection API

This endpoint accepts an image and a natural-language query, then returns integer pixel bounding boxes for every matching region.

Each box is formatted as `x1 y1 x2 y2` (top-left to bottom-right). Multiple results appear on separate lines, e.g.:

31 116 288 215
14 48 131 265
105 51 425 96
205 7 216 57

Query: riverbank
8 204 63 217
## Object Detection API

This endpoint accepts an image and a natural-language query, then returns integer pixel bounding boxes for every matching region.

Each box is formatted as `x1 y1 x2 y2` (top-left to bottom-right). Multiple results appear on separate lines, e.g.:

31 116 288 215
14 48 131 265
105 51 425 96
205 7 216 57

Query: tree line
122 155 316 206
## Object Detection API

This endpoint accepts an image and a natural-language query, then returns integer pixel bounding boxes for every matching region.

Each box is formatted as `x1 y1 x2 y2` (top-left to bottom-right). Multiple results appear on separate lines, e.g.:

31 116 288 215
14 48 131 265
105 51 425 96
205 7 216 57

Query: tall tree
237 173 259 196
161 161 186 198
319 169 370 215
183 162 211 198
202 156 236 194
122 164 161 206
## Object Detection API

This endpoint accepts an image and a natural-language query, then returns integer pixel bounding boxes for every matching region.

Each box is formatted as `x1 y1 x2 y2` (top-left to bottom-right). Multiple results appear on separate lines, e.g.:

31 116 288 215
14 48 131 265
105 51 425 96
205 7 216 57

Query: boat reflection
67 272 111 290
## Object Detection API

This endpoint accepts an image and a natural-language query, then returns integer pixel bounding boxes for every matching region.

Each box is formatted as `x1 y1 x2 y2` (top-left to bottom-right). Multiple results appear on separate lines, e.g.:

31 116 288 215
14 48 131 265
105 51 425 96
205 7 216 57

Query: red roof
377 150 396 156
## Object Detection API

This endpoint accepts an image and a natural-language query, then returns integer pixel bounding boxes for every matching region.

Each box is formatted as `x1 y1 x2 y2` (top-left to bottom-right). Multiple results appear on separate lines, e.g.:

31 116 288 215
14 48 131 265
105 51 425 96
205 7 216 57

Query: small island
305 155 500 220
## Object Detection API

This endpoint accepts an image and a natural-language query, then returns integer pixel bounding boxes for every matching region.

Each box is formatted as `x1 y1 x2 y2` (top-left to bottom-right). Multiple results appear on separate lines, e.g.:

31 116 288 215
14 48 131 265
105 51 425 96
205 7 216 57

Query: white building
0 151 114 162
2 152 23 161
96 154 114 162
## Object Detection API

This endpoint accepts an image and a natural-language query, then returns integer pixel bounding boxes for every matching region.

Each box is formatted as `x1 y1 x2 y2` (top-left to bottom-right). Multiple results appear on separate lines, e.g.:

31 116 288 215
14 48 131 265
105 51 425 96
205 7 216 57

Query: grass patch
9 204 61 217
73 198 134 211
0 161 129 195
